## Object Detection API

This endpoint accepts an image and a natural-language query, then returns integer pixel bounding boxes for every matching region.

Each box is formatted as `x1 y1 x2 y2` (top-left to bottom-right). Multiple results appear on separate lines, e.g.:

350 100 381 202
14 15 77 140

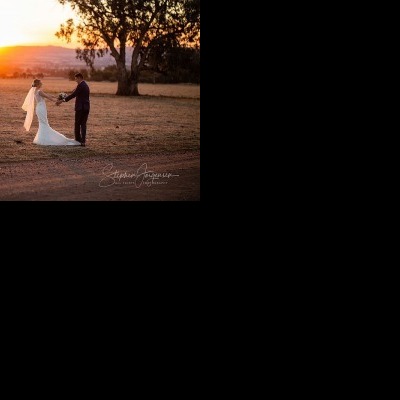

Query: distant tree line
0 67 75 80
75 47 200 84
0 71 45 80
0 47 200 84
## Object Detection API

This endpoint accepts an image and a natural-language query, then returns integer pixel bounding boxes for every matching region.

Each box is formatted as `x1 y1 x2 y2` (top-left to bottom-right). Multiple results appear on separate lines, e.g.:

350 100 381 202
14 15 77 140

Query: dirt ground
0 79 200 201
0 150 200 201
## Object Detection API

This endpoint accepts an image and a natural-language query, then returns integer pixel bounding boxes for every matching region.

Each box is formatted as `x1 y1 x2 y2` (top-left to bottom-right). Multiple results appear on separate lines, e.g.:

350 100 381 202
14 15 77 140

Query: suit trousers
75 110 90 144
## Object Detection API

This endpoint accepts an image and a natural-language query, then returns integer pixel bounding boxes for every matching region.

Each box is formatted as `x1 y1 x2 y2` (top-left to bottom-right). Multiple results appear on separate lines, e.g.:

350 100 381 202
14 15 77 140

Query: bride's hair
32 79 41 88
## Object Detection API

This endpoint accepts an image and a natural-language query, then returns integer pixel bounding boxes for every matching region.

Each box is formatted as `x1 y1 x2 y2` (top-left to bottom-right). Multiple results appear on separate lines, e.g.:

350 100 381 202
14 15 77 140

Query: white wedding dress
33 90 80 146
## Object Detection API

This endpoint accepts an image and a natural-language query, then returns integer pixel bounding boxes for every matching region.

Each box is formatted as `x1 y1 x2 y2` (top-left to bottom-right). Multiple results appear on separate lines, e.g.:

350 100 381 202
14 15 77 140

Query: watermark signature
99 163 180 188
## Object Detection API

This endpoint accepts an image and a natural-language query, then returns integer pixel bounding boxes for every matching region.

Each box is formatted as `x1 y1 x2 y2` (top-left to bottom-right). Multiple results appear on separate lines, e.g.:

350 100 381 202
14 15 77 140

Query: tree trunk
114 52 142 96
129 47 142 96
116 70 140 96
130 69 140 96
114 60 139 96
116 60 129 96
116 76 130 96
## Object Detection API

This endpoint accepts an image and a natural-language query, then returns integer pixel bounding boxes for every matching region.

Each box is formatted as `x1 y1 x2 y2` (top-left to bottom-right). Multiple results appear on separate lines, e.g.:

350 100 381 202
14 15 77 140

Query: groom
57 73 90 147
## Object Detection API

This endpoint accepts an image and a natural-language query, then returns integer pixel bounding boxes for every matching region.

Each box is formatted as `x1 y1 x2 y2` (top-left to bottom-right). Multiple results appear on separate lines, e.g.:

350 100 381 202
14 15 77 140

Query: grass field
0 78 200 163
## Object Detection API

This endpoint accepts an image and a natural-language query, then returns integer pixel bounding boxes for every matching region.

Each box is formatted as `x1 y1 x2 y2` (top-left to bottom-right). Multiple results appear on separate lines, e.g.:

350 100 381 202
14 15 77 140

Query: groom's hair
75 73 84 80
32 79 41 87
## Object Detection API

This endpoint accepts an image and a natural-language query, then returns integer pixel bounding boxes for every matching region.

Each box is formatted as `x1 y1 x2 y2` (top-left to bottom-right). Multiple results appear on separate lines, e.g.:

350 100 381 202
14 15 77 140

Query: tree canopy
56 0 200 95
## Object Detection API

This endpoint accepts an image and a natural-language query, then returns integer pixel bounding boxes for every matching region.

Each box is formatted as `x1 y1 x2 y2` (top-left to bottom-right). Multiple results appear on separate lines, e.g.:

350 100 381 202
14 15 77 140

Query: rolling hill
0 45 131 70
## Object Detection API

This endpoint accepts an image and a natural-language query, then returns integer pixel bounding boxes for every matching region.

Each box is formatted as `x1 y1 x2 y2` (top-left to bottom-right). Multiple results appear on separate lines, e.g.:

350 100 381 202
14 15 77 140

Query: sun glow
0 28 32 48
0 0 76 48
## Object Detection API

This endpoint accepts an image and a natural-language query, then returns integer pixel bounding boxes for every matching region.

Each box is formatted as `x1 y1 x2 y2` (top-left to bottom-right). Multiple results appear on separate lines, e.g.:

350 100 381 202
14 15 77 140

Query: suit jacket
65 81 90 112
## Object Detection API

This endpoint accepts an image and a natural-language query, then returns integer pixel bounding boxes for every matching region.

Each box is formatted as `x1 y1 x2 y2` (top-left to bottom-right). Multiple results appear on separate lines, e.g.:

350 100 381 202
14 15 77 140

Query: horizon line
0 44 132 49
0 44 75 49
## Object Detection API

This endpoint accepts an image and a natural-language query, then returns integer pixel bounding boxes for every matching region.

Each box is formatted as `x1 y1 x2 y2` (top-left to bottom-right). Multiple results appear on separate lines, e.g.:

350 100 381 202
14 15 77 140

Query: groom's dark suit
65 81 90 144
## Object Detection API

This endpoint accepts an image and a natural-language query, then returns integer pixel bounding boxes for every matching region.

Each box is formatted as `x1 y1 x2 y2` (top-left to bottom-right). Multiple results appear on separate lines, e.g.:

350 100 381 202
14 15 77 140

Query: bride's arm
38 90 58 102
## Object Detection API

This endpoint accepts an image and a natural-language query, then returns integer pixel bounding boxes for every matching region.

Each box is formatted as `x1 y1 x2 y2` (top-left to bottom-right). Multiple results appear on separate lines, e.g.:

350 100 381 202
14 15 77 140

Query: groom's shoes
81 142 86 147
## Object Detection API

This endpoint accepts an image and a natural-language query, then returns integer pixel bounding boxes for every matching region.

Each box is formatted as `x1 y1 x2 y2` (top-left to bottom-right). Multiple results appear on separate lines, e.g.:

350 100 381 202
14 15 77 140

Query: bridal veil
22 87 36 131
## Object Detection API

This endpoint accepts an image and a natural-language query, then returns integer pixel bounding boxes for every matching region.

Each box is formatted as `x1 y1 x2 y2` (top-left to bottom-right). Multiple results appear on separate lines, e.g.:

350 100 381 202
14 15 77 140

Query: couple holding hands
22 73 90 146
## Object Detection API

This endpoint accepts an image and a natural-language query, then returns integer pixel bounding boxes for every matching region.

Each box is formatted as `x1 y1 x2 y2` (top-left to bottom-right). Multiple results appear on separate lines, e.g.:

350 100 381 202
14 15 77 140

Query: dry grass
0 78 200 163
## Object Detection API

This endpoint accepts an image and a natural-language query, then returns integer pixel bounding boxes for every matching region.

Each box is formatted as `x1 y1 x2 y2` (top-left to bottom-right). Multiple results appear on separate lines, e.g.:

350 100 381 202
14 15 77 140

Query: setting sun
0 0 76 47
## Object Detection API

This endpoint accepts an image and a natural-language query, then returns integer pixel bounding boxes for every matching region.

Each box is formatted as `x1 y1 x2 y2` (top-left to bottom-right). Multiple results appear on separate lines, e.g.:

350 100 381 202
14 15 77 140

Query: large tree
56 0 200 96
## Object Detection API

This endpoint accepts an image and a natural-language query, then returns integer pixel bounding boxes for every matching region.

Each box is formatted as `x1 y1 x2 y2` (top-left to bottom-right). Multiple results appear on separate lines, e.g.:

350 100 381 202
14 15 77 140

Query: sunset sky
0 0 76 48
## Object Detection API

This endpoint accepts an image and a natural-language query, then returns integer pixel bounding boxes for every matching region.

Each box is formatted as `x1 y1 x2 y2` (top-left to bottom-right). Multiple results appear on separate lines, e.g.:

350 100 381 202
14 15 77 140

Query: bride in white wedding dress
22 79 80 146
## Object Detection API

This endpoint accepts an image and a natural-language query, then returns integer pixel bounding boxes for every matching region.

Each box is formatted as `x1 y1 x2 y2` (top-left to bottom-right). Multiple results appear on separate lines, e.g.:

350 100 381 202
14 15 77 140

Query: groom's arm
64 84 83 103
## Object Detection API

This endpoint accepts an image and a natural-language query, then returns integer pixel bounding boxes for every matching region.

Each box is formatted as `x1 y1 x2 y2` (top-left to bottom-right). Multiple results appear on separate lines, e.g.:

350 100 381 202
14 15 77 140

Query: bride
22 79 80 146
